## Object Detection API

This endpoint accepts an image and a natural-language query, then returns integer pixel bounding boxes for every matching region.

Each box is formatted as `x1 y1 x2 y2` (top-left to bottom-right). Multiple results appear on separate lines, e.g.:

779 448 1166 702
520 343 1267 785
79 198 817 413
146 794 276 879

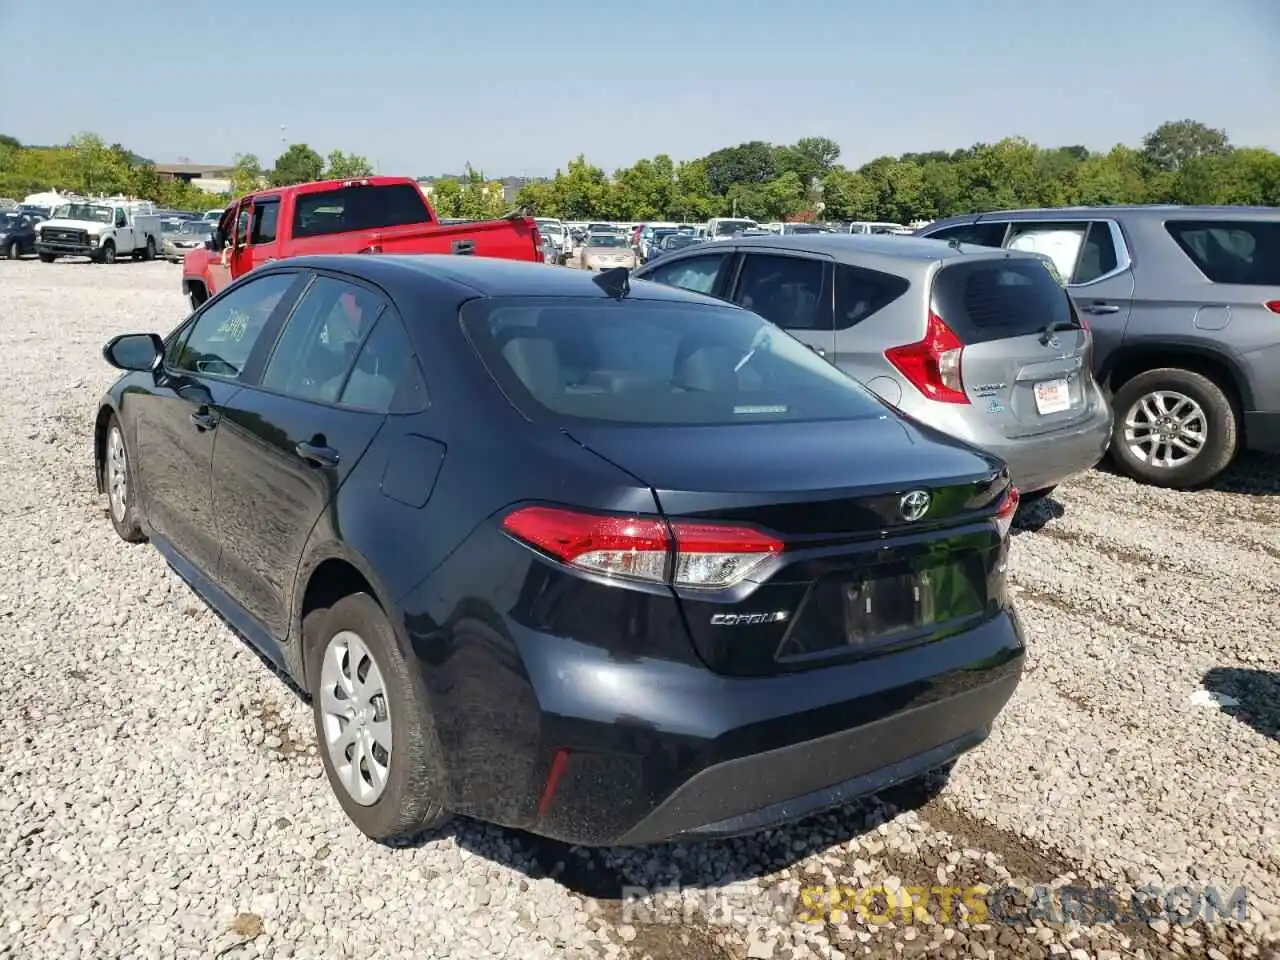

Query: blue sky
1 0 1276 178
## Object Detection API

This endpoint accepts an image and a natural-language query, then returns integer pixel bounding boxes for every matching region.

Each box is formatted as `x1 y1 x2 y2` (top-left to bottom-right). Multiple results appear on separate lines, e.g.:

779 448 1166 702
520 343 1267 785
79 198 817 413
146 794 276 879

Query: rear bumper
988 404 1112 494
1244 411 1280 454
473 607 1025 847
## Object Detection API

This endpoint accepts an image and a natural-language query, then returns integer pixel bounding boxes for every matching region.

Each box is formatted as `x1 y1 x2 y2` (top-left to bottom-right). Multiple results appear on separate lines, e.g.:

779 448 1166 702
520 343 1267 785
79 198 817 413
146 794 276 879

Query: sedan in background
633 234 1113 501
580 233 637 271
0 211 39 259
646 232 704 264
163 219 213 262
95 254 1023 847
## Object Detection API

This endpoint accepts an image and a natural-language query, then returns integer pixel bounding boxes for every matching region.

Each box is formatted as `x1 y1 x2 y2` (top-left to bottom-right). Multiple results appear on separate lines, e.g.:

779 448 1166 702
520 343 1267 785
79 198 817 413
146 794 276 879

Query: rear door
1005 219 1135 366
727 251 835 358
244 195 281 273
210 272 396 638
932 256 1096 438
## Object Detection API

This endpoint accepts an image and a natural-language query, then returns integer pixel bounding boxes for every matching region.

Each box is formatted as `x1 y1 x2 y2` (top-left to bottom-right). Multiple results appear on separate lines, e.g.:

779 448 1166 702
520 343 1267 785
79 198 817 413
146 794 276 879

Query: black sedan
95 254 1025 845
0 211 40 259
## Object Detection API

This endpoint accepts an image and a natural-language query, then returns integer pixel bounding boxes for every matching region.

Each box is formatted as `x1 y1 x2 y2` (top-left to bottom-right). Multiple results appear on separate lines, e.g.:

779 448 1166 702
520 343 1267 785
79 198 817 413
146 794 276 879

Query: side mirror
103 333 164 372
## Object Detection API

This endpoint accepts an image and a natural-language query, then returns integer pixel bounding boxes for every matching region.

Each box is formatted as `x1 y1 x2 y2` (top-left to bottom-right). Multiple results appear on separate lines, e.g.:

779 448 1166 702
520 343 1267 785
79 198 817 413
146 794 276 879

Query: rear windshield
932 257 1074 344
292 184 430 239
461 298 888 427
1164 220 1280 286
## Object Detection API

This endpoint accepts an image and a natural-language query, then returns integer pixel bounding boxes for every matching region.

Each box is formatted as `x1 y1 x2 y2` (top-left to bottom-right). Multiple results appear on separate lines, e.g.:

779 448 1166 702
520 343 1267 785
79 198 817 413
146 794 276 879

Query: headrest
502 337 562 396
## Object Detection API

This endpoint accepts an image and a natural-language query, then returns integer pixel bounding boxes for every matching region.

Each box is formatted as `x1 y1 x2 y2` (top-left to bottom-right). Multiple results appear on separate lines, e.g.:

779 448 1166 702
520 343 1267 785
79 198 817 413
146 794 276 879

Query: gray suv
915 207 1280 488
631 234 1113 499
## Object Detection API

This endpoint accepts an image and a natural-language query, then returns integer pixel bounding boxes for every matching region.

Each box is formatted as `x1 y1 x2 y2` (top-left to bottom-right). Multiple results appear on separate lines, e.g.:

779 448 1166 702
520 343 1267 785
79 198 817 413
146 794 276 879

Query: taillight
993 486 1020 540
1265 301 1280 315
501 506 783 589
884 312 969 404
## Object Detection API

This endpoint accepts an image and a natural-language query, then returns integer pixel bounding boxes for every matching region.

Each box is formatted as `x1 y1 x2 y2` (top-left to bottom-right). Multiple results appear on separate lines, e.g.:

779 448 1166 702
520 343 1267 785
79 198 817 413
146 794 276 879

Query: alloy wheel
107 426 128 522
1122 389 1207 468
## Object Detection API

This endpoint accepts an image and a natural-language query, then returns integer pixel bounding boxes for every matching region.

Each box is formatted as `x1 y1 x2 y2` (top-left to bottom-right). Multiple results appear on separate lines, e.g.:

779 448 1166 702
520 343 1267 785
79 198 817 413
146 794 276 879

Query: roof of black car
277 253 718 303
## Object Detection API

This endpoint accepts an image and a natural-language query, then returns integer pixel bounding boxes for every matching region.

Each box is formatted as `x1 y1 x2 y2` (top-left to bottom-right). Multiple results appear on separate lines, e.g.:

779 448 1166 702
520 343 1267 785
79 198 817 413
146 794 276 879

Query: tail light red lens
1265 301 1280 315
530 224 543 260
993 487 1020 540
884 312 969 404
502 506 783 589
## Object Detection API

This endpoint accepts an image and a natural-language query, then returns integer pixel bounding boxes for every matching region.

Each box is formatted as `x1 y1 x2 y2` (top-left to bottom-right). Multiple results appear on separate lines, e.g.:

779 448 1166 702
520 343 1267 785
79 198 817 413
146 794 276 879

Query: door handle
295 441 340 468
190 409 219 431
451 239 476 256
1082 302 1120 314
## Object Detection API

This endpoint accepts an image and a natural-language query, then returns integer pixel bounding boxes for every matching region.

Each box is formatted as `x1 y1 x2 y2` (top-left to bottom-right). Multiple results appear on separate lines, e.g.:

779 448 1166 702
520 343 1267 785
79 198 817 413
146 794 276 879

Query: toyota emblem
899 489 932 522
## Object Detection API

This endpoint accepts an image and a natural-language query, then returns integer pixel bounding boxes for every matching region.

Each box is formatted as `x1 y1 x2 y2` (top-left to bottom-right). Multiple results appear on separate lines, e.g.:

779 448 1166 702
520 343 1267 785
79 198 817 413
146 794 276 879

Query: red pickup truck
182 176 542 308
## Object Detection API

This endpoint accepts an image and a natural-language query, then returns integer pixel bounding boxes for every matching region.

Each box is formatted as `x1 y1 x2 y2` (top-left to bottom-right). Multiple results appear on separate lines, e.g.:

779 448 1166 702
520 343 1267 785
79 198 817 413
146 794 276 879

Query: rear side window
834 263 910 329
734 253 828 330
292 184 431 239
339 307 429 413
461 298 887 427
933 259 1074 344
1164 220 1280 285
251 202 279 245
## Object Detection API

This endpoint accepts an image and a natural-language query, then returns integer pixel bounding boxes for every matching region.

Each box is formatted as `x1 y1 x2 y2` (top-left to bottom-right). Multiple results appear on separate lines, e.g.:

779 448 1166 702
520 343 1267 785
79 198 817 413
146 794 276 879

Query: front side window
734 254 827 330
260 276 386 403
1164 220 1280 285
924 221 1007 248
462 298 887 427
171 272 297 378
642 252 727 295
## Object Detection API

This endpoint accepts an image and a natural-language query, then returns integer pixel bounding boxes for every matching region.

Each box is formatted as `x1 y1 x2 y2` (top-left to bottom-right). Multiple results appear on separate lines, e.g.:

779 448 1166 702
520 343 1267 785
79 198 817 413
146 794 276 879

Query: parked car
646 232 704 263
541 233 559 264
35 201 163 263
94 254 1023 845
535 218 570 264
914 206 1280 488
182 176 544 310
162 219 213 262
0 211 40 259
580 233 637 271
632 234 1113 501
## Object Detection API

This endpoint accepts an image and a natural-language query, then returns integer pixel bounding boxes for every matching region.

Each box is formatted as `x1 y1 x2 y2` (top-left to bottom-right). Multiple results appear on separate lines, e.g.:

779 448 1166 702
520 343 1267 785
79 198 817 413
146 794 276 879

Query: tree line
514 120 1279 223
2 120 1276 223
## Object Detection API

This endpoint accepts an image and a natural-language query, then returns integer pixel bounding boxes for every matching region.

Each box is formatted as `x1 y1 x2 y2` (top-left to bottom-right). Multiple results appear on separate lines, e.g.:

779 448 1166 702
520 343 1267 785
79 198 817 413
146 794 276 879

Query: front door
135 270 303 574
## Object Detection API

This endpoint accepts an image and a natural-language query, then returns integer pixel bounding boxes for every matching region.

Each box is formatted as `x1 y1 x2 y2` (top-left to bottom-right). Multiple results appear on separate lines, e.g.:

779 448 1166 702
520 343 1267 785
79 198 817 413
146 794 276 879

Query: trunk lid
934 256 1098 438
566 417 1011 677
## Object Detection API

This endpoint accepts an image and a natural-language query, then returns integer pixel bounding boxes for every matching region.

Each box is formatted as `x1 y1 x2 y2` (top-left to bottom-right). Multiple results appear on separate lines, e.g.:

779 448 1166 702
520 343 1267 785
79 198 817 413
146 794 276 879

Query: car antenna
592 266 630 300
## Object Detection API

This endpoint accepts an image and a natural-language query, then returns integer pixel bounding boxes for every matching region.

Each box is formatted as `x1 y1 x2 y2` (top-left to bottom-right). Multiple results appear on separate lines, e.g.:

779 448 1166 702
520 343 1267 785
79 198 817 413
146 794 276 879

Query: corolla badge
899 489 932 522
1046 334 1061 349
710 611 790 626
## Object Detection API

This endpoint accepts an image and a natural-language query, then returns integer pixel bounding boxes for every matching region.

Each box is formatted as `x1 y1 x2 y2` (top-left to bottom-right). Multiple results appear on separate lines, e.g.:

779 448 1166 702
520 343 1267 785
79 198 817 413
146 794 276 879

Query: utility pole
280 125 287 149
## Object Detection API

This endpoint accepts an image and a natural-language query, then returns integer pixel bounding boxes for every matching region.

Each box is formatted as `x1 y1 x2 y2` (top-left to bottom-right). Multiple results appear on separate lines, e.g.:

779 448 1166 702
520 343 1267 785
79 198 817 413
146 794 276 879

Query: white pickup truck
35 201 163 263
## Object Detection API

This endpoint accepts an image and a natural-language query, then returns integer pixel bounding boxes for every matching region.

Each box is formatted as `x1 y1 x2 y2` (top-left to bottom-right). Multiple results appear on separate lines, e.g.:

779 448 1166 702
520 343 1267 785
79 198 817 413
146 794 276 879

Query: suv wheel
1109 368 1238 489
306 593 450 841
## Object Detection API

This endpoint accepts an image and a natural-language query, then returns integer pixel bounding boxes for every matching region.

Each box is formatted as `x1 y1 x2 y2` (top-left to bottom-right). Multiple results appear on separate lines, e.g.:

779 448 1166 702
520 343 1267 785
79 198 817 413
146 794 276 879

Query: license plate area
1034 378 1071 415
775 555 988 662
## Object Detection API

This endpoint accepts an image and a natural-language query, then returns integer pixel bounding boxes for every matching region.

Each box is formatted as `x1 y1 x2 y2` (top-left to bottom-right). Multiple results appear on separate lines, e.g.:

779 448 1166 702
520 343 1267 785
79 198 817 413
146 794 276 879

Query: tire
101 242 116 264
143 238 156 261
1109 368 1237 489
306 592 450 841
103 415 146 543
39 253 55 263
6 240 18 260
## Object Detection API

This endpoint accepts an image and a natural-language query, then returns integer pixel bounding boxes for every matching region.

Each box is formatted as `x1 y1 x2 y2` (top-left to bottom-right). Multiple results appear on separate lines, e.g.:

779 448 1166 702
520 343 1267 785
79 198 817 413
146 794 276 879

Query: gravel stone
1 259 1278 960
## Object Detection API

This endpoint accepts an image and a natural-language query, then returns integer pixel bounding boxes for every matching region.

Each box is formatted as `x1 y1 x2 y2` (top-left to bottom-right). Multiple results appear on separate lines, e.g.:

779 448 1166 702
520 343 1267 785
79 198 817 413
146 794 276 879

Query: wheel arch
93 401 119 495
291 546 399 688
1101 341 1253 417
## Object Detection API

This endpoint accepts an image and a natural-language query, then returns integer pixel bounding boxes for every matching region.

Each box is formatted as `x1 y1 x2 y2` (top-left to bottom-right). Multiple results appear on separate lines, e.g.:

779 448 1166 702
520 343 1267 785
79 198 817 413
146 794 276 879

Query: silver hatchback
632 234 1113 497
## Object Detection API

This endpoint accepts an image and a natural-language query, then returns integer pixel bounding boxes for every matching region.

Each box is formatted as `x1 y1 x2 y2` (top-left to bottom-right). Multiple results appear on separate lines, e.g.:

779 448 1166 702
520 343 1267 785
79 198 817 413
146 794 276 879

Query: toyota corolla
95 254 1025 846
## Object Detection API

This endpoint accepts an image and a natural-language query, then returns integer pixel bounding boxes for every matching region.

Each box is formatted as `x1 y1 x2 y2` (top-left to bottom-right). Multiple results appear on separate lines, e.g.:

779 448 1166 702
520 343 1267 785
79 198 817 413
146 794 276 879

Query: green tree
703 141 778 197
822 168 877 221
67 132 131 195
513 180 560 216
128 162 165 202
230 154 263 196
777 136 841 185
554 155 612 219
1141 119 1231 172
612 155 677 220
269 144 324 187
428 179 463 217
324 150 374 179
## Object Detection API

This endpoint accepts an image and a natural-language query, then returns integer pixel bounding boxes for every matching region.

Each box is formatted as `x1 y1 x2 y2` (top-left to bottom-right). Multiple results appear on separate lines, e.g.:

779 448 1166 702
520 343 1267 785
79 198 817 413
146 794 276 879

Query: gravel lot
1 258 1278 960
